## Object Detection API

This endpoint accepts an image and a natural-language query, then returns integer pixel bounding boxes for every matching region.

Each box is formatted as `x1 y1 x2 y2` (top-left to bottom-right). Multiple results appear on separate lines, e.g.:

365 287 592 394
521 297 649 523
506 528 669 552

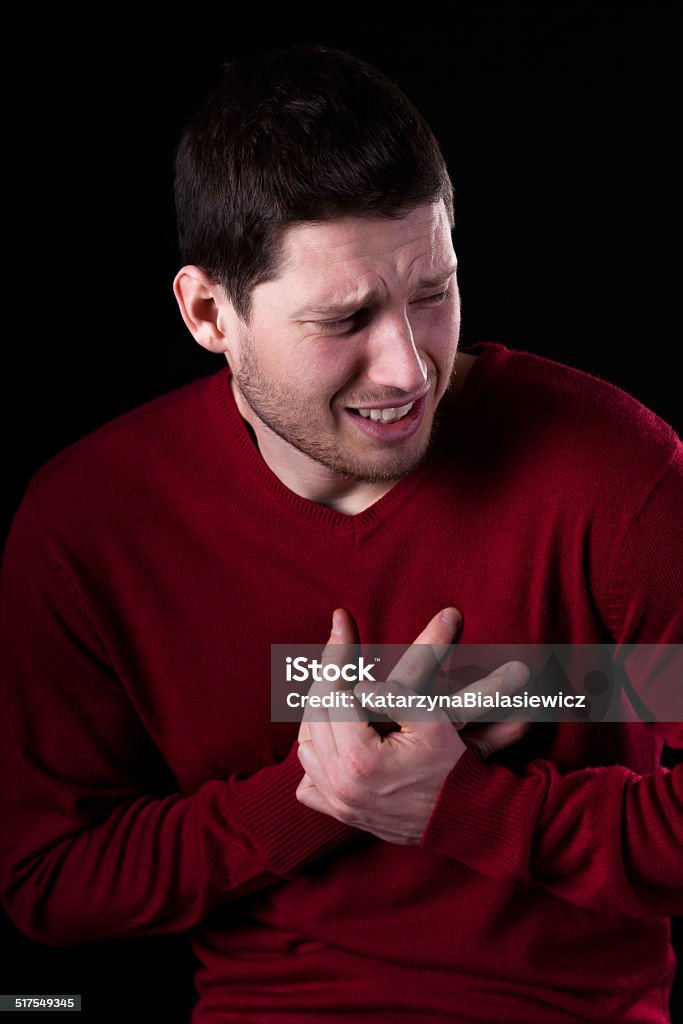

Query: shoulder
454 343 680 510
462 342 677 446
19 370 226 543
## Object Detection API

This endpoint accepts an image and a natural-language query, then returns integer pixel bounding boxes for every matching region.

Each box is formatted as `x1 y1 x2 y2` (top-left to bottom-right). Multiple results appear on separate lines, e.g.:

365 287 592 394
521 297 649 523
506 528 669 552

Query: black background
2 6 681 1020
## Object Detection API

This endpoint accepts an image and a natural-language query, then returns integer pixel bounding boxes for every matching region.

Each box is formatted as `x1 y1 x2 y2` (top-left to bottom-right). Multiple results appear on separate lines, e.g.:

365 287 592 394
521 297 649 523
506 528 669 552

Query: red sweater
1 342 682 1023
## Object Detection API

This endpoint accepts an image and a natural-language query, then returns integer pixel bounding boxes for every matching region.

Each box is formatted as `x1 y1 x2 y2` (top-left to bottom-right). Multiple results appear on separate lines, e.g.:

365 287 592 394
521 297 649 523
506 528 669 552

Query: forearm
0 494 356 945
422 745 683 918
1 742 355 946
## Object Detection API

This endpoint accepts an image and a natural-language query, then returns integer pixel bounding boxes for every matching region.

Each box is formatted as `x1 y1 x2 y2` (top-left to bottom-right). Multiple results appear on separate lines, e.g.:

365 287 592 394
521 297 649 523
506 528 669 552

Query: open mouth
348 400 415 423
344 394 426 440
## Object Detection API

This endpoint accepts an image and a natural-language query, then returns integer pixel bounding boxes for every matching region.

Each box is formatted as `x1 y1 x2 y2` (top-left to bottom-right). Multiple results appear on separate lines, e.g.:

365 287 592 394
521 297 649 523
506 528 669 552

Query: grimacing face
224 201 461 484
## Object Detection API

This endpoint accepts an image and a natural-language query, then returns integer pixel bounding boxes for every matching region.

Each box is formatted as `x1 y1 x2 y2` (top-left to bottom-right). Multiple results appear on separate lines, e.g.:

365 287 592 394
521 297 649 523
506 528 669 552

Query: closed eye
416 288 450 308
316 289 450 333
322 313 358 329
315 307 373 332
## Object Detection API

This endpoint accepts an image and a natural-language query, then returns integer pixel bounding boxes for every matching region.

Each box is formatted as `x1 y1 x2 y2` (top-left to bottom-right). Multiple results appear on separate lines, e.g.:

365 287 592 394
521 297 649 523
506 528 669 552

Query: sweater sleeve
0 494 356 947
422 444 683 920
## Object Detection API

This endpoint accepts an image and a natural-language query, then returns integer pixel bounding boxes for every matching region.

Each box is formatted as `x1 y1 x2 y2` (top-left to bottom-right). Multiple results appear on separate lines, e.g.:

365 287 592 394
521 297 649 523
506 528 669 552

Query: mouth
344 393 427 442
352 400 415 423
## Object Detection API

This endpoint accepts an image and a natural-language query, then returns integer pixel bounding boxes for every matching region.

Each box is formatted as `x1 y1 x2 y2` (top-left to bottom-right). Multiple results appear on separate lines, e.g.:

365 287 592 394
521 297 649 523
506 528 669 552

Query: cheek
305 343 360 388
416 308 459 359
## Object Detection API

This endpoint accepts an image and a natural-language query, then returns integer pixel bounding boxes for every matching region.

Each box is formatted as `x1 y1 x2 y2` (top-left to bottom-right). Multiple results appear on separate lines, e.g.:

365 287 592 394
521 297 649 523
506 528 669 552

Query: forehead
271 202 455 301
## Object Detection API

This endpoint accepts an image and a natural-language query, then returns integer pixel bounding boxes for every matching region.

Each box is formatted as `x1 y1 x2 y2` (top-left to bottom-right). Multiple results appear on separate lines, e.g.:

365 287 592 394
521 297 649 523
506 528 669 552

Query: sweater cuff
421 748 547 882
227 742 358 876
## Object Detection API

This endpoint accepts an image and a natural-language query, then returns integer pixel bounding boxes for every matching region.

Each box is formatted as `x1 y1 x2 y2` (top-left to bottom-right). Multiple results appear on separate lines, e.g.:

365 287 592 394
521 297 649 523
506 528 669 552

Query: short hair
174 44 454 321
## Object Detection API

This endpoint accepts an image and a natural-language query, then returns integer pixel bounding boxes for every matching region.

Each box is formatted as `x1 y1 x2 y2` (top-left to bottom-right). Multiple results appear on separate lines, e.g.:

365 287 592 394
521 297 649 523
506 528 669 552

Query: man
1 44 681 1024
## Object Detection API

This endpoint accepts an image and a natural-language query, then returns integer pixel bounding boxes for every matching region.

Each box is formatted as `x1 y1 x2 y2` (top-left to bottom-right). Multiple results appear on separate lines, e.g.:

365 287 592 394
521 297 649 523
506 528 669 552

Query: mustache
344 377 436 408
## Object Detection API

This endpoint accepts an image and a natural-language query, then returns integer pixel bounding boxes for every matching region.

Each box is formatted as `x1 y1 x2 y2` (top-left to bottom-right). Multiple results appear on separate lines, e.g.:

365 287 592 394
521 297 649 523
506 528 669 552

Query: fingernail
441 608 462 627
332 611 341 635
505 662 529 685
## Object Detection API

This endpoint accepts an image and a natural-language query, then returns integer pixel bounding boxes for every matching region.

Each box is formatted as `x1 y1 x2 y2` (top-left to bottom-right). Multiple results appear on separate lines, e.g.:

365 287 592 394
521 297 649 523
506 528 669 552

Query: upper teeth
357 402 414 422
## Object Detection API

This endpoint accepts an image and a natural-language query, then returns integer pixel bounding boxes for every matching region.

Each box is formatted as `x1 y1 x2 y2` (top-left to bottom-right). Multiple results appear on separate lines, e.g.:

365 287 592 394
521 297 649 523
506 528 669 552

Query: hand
296 608 530 844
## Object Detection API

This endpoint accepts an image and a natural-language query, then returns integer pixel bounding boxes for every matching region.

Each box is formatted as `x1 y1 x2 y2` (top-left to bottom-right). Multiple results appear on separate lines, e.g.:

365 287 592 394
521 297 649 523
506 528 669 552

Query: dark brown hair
174 44 454 320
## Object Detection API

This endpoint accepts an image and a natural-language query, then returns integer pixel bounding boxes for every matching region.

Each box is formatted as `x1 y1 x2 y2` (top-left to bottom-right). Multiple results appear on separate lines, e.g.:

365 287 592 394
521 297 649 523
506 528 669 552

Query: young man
1 45 681 1023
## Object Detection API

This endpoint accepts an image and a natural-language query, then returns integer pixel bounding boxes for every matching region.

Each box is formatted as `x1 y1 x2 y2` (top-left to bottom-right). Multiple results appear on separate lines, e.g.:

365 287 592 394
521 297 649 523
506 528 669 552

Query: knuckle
363 681 387 704
398 654 426 684
322 641 353 665
297 741 311 763
344 748 373 780
374 680 404 703
304 684 323 705
510 721 530 741
329 796 354 822
331 769 362 806
295 784 310 805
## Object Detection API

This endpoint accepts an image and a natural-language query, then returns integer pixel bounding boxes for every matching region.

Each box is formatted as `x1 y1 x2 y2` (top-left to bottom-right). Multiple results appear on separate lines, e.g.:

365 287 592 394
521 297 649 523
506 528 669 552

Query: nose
365 313 429 396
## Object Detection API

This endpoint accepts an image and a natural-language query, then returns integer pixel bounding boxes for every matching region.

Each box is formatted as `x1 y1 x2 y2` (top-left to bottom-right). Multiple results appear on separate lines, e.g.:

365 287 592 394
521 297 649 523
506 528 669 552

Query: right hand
298 607 531 761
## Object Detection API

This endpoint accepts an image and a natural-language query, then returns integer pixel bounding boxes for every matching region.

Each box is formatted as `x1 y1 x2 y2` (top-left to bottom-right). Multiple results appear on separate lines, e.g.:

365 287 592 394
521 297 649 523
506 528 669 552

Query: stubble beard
232 336 452 484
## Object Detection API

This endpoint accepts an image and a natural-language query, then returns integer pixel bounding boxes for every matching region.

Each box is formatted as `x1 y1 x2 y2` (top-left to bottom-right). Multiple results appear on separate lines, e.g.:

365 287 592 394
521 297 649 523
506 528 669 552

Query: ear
172 265 242 356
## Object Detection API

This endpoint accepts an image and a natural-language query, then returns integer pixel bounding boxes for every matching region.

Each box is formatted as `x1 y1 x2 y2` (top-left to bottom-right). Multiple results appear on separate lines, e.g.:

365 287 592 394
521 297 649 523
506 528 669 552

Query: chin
343 444 431 483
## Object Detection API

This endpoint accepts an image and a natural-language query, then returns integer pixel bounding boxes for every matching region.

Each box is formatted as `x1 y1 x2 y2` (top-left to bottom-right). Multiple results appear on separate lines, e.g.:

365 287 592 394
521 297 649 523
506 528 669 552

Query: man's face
226 201 460 483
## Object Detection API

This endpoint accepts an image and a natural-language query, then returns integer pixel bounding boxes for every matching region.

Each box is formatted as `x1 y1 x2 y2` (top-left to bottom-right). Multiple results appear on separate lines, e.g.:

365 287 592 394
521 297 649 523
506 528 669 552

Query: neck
230 351 477 515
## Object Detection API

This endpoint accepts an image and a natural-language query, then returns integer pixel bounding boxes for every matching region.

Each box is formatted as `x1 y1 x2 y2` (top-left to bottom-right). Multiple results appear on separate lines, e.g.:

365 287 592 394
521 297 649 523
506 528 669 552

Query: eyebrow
293 264 458 320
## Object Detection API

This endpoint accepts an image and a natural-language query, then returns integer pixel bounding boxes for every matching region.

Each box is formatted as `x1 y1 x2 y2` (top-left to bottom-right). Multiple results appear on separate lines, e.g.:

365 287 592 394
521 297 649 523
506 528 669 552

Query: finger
328 608 360 647
319 608 360 681
299 609 361 745
297 772 316 793
389 607 462 692
320 612 377 742
298 720 311 744
459 720 531 759
296 734 334 794
296 776 331 815
303 711 339 765
450 661 530 724
304 609 360 709
319 609 369 722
